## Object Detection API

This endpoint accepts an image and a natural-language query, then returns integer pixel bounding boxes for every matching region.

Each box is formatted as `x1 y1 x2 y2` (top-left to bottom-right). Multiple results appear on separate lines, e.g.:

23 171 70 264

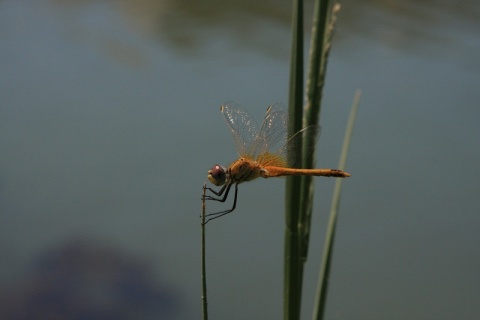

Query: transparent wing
280 125 321 168
220 102 321 168
252 103 289 158
220 102 259 157
253 104 321 168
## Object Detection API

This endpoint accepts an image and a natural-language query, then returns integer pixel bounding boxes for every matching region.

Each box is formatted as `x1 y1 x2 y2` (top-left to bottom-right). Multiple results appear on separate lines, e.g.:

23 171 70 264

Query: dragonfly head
208 164 228 186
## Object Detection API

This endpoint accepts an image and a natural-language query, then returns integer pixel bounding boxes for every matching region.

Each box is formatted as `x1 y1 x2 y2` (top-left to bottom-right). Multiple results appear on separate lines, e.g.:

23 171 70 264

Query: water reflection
338 0 480 60
50 0 480 68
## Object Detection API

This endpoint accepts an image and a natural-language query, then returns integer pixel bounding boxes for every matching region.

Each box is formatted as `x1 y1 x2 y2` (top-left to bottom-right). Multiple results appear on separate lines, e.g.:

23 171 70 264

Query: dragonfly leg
203 182 231 202
204 183 238 223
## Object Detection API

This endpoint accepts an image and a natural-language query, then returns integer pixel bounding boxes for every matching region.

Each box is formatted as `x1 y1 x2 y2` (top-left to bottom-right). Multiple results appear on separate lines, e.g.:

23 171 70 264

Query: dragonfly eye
208 164 227 186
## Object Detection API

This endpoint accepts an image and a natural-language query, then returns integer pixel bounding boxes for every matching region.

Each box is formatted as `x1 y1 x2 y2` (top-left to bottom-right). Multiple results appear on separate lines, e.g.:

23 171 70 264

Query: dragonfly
204 102 351 223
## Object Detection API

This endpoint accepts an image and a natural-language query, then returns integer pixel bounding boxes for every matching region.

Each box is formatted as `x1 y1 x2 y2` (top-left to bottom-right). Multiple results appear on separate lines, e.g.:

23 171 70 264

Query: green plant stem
285 0 305 318
300 1 340 262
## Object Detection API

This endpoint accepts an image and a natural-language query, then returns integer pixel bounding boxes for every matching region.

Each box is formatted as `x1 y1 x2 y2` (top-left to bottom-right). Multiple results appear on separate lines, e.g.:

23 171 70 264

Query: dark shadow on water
0 239 179 320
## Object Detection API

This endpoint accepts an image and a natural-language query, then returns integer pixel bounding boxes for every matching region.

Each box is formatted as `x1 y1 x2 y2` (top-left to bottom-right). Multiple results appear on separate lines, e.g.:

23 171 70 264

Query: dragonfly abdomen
261 167 351 178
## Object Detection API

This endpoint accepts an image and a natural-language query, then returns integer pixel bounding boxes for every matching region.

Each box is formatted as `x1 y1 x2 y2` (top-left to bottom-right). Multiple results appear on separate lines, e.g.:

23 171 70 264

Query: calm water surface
1 0 479 319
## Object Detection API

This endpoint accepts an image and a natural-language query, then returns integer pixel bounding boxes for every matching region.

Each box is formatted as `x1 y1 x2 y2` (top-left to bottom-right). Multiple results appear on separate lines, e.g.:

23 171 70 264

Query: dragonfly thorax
228 157 263 183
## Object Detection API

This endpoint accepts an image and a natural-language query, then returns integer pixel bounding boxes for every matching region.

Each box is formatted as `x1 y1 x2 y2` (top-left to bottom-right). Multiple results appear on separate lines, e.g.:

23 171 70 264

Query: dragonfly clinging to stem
204 102 351 223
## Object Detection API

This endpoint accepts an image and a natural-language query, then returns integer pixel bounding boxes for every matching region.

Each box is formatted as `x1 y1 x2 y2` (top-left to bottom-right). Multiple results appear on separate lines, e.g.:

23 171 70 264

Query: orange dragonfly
204 102 350 222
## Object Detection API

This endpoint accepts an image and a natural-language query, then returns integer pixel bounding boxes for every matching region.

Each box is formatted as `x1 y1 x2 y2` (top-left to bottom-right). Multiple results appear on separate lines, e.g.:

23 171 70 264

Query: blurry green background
1 0 479 319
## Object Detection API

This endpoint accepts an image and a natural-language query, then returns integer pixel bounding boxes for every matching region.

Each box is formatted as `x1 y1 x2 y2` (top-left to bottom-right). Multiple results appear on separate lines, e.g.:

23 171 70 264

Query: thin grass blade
312 90 360 320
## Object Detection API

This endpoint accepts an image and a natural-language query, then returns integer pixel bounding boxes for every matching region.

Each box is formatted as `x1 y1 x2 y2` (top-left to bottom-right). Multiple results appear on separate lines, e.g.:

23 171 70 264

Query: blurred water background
1 0 479 319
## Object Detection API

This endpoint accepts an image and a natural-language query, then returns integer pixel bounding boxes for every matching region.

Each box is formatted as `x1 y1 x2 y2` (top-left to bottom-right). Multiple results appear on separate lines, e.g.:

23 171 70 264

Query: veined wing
254 104 321 168
257 124 321 168
220 102 259 157
221 102 290 159
279 125 321 168
253 104 288 157
220 102 321 168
